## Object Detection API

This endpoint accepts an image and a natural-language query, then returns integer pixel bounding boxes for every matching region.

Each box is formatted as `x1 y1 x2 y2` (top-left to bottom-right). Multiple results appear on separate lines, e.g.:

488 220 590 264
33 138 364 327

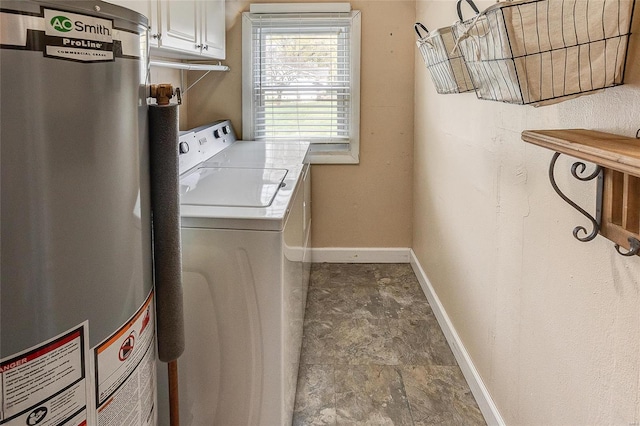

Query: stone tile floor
293 263 487 425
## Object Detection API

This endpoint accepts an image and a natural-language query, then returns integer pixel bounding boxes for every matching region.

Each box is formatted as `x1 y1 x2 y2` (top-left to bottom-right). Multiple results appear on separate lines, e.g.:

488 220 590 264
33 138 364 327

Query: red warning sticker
0 323 89 426
94 291 155 426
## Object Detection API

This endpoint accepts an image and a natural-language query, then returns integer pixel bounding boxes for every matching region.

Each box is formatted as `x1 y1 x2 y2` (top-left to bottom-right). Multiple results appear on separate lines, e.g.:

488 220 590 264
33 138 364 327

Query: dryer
175 121 311 426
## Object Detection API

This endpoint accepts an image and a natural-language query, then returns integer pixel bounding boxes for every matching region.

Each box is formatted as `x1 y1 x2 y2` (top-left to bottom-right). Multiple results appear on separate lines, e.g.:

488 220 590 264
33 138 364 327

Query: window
242 3 361 164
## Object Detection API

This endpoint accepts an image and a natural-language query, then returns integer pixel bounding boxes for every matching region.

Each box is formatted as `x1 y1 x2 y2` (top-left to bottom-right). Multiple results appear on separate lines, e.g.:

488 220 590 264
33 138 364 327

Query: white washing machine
176 121 311 426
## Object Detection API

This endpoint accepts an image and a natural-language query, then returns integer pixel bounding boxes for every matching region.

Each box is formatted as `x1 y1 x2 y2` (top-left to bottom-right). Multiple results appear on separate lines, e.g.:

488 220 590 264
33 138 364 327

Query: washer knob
213 129 221 138
179 142 189 154
222 125 230 135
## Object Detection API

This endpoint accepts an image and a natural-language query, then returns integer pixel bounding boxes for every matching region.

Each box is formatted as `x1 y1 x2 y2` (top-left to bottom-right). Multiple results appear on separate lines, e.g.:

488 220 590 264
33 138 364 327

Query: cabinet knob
151 33 161 40
195 44 203 49
203 45 209 51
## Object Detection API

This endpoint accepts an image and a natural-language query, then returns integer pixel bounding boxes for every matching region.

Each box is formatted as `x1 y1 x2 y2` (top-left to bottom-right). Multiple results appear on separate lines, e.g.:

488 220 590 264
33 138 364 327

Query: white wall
414 1 640 424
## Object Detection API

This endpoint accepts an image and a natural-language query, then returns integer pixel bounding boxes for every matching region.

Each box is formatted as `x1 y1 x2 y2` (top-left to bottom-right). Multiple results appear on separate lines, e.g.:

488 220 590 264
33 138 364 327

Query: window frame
242 4 361 164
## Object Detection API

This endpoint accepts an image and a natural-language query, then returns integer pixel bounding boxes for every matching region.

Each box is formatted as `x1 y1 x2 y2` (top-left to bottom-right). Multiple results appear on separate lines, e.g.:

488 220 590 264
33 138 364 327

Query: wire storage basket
415 17 476 94
452 0 636 105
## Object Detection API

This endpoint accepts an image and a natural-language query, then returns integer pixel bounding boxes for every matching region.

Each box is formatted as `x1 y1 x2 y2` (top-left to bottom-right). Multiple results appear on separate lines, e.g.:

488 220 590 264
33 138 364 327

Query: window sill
307 144 359 164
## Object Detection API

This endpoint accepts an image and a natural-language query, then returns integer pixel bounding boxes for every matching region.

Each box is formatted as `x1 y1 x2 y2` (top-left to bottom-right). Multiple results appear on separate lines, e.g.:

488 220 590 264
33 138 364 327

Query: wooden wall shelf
522 129 640 257
522 129 640 178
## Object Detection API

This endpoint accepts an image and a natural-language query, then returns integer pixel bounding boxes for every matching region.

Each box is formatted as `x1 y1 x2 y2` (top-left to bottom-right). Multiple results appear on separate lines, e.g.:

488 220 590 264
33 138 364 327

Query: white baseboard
409 250 505 426
311 247 411 263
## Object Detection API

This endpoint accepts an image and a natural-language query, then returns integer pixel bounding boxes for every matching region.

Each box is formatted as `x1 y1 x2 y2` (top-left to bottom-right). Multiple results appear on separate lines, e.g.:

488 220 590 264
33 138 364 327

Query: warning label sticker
0 323 90 426
94 291 155 426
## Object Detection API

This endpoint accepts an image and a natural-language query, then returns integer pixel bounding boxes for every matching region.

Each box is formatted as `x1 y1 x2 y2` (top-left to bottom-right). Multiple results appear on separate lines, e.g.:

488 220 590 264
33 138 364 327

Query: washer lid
180 167 288 208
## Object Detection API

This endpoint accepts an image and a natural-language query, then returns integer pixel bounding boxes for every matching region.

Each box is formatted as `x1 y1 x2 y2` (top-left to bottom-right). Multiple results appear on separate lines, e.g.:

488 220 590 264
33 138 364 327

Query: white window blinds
243 7 361 163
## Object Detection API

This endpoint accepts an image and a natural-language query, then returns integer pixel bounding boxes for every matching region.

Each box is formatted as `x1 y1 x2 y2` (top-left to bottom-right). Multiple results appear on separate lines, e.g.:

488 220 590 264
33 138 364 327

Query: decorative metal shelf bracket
615 237 640 256
523 128 640 258
548 152 604 242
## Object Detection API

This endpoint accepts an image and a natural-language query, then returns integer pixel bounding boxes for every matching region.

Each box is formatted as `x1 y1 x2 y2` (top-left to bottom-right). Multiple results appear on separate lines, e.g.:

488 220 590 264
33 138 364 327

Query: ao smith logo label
44 9 113 43
50 15 112 37
50 15 73 32
42 9 115 62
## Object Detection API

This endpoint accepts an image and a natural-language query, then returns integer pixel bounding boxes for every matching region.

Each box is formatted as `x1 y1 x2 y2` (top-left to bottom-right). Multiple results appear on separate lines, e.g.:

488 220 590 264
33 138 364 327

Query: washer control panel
178 120 238 174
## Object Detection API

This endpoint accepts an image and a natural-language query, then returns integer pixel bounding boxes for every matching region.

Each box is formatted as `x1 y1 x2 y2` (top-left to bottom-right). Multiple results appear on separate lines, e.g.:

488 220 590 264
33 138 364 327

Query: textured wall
414 1 640 424
186 0 415 248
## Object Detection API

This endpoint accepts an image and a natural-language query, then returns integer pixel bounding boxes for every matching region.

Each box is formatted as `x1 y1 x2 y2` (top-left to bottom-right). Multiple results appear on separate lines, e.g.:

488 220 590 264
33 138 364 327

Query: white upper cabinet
159 0 198 53
158 0 226 59
200 0 225 59
104 0 225 59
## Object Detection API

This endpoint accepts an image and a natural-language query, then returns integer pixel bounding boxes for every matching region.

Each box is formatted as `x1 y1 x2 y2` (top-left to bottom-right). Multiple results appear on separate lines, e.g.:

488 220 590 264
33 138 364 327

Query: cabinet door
103 0 158 48
200 0 225 59
158 0 199 55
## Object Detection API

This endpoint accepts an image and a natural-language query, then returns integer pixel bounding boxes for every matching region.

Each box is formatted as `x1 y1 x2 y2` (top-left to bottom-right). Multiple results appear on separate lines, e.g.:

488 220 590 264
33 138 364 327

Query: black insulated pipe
148 103 185 362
